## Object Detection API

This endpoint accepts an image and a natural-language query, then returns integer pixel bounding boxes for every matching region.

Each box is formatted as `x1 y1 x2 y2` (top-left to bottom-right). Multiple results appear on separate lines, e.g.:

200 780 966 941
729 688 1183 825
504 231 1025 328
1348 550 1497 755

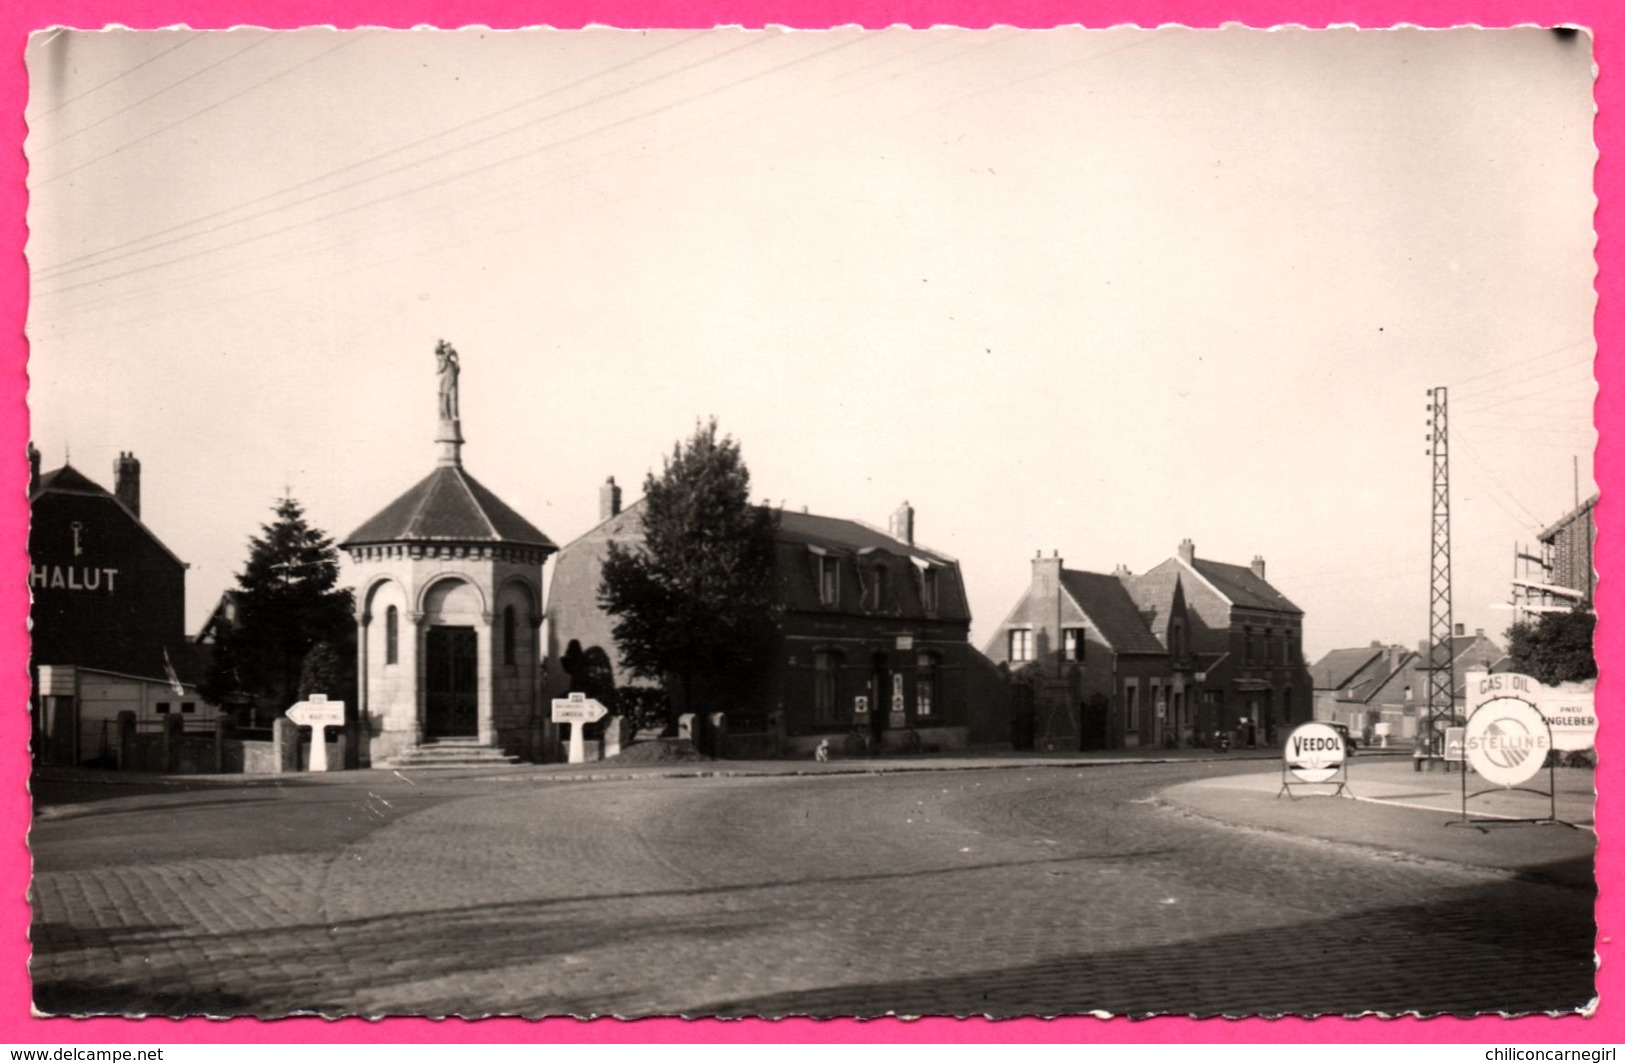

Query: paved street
30 758 1596 1019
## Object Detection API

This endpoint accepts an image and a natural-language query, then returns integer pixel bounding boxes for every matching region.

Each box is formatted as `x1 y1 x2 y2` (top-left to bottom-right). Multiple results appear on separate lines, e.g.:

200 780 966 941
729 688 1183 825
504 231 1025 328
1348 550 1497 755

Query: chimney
1178 539 1195 565
1114 563 1132 578
599 476 622 521
114 451 140 518
1370 640 1383 648
1453 622 1465 637
1475 628 1484 638
889 500 915 546
1251 555 1266 580
1032 551 1064 586
26 442 39 494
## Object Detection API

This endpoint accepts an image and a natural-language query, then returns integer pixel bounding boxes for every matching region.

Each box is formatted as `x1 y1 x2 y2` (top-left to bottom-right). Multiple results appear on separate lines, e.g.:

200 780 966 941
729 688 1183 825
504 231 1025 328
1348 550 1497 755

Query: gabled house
984 553 1186 750
28 445 214 765
1118 539 1311 746
1311 626 1507 743
1310 642 1416 738
546 490 993 755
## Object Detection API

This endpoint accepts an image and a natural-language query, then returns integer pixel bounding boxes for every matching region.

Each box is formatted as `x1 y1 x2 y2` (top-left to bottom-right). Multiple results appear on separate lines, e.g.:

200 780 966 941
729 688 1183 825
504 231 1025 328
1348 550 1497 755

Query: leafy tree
1506 605 1596 685
598 419 779 723
201 498 355 724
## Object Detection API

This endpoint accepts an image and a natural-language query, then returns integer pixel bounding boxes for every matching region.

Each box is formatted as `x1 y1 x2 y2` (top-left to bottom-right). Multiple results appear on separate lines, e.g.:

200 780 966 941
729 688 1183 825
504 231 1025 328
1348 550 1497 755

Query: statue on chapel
435 340 460 421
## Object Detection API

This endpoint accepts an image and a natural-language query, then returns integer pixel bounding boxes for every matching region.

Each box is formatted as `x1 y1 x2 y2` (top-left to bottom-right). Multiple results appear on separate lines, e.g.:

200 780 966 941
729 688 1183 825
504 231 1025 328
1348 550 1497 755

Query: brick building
1119 540 1311 746
546 490 998 755
28 446 212 764
983 554 1179 750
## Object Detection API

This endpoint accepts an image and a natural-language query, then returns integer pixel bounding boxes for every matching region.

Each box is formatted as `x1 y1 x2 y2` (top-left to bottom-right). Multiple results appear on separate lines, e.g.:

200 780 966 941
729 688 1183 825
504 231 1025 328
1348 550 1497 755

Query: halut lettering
31 564 118 593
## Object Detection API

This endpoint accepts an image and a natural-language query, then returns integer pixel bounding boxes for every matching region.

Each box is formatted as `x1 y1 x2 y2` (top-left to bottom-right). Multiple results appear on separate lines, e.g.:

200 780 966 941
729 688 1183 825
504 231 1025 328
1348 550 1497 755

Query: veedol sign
1463 696 1550 788
1283 722 1346 783
1465 671 1595 752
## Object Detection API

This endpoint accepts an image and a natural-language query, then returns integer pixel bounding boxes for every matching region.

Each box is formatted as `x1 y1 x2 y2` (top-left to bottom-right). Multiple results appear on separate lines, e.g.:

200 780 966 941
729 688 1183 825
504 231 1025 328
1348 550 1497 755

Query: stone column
477 610 495 746
408 610 426 747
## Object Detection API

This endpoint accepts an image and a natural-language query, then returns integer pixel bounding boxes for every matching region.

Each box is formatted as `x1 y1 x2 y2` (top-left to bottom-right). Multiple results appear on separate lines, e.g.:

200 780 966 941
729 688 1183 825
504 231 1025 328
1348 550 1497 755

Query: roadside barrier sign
1279 721 1351 799
1444 727 1465 763
1449 695 1573 830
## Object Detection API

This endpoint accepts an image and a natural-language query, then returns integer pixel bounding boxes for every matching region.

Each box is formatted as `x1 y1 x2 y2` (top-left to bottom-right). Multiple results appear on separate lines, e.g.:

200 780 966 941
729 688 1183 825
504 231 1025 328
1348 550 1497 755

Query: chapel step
381 740 522 769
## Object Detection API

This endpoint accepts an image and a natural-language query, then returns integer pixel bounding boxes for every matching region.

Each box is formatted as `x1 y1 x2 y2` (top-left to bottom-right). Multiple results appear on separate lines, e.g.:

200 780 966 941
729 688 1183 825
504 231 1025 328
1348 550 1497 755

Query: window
819 556 840 606
867 563 890 611
917 653 937 717
503 605 516 666
386 605 399 665
814 652 840 723
1063 628 1085 662
1244 626 1255 665
921 567 938 612
1009 629 1032 662
155 702 170 714
181 702 195 714
1169 618 1186 661
1264 629 1276 667
1124 682 1139 733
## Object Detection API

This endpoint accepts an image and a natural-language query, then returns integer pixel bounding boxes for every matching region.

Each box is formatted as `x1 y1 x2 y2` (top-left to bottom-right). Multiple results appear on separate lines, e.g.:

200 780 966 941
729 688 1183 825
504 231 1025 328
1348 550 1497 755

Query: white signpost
286 694 345 772
552 691 609 764
1280 721 1349 797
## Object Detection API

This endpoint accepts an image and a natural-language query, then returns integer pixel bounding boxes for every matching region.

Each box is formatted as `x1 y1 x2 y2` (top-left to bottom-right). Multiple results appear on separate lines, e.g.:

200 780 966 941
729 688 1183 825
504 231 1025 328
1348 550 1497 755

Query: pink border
3 0 1616 1045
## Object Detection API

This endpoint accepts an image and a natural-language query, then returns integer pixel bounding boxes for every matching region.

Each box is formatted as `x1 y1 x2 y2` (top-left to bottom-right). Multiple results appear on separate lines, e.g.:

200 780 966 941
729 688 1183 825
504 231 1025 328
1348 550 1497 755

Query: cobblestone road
30 762 1595 1018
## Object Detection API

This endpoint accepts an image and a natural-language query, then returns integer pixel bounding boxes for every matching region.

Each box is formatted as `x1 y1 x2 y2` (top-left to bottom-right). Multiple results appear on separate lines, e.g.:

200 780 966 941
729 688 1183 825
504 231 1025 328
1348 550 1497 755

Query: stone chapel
341 342 556 766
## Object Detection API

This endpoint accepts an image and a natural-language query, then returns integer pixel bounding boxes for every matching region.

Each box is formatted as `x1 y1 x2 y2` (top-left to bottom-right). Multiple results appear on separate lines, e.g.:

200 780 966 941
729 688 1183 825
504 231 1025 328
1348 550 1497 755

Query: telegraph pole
1425 386 1453 765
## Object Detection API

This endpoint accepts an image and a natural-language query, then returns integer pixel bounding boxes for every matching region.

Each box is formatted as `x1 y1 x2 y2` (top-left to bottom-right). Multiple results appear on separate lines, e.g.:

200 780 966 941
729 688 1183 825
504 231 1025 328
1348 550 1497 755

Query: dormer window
1063 628 1084 662
921 567 938 612
866 562 889 611
819 555 840 606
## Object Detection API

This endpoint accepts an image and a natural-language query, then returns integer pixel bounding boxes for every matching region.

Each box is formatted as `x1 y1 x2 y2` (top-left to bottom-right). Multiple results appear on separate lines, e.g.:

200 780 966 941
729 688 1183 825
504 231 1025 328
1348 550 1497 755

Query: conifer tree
201 498 355 722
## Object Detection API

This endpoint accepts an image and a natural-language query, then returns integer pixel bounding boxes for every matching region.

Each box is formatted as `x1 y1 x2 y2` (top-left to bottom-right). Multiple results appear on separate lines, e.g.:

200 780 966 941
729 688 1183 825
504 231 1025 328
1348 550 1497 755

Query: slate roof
1309 647 1384 691
1191 558 1302 614
776 509 952 565
33 463 113 500
342 465 556 550
1059 569 1167 655
30 462 186 568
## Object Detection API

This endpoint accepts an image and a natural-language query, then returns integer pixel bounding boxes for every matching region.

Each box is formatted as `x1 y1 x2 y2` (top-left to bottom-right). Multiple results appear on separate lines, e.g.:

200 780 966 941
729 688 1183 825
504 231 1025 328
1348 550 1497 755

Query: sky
23 26 1598 660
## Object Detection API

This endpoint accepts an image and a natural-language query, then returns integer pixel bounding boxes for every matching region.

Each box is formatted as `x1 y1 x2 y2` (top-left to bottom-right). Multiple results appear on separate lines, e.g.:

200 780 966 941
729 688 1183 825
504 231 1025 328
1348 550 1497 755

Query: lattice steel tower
1425 386 1453 757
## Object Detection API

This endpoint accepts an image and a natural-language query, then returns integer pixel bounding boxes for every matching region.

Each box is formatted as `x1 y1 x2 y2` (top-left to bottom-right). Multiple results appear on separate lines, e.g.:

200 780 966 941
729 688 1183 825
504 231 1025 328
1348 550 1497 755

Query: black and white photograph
23 25 1599 1020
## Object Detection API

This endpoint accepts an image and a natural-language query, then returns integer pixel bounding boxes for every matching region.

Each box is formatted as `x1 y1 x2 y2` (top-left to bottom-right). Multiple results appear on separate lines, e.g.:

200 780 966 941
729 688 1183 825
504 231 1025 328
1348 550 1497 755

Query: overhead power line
32 31 707 279
32 34 275 153
31 34 198 120
34 35 363 189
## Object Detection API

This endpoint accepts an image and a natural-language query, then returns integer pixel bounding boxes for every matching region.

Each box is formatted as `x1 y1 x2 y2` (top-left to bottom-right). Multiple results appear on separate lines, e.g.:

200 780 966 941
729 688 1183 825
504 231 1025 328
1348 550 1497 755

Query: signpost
1279 721 1350 798
286 694 345 772
551 691 608 764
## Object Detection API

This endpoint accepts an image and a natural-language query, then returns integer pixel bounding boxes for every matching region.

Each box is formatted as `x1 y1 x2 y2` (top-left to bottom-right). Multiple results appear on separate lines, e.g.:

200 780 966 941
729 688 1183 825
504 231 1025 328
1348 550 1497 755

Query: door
868 655 889 744
425 625 478 738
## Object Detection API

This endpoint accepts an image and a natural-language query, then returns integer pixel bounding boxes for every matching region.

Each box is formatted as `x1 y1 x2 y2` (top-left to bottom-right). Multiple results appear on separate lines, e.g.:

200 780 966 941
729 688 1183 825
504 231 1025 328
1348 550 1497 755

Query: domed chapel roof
340 340 554 554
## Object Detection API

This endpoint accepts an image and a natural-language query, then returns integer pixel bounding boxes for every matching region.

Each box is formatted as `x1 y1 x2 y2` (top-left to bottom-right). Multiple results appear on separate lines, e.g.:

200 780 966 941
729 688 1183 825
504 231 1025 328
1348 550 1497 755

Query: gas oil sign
1283 722 1347 783
1465 671 1595 752
1463 697 1551 788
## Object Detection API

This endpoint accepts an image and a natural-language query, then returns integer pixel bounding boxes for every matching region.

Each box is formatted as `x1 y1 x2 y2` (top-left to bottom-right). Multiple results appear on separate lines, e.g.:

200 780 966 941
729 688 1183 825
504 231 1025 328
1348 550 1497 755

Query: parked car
1328 722 1357 754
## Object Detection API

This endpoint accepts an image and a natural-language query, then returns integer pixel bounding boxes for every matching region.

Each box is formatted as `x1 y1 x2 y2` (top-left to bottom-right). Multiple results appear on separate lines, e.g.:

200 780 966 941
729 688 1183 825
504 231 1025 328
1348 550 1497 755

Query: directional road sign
287 694 345 772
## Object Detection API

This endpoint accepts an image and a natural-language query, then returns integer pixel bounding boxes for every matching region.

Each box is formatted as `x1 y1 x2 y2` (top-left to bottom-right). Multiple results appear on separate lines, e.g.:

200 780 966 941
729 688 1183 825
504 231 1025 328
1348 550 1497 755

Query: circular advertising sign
1284 722 1347 783
1464 697 1551 787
